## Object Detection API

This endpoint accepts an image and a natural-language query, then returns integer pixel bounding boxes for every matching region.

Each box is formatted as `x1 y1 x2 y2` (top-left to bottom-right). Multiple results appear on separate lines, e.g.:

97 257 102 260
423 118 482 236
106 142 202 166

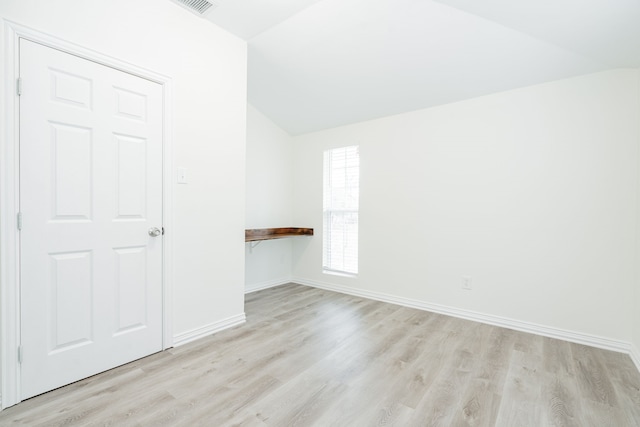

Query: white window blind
323 145 359 275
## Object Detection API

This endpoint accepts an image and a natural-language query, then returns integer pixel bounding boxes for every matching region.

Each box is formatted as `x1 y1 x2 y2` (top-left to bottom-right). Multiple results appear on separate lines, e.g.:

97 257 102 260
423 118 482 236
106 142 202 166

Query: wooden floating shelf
245 227 314 242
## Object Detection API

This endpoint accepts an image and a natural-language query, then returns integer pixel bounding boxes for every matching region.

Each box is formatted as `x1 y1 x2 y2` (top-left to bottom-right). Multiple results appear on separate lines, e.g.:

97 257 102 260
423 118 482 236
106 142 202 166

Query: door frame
0 19 174 409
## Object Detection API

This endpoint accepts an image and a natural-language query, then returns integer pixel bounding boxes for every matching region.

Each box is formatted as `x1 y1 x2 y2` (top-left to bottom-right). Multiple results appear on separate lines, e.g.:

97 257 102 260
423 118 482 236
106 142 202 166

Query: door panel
19 39 163 400
115 133 147 218
48 250 93 352
51 123 93 219
114 246 148 335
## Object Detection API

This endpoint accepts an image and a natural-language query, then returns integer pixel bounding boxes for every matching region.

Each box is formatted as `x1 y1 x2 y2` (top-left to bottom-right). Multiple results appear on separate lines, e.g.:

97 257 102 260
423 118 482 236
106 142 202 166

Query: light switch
177 167 188 184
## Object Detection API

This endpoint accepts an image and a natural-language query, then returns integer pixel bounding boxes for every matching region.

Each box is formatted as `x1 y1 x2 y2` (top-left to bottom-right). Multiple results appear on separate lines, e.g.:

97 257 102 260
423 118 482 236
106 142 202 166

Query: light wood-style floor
1 283 639 426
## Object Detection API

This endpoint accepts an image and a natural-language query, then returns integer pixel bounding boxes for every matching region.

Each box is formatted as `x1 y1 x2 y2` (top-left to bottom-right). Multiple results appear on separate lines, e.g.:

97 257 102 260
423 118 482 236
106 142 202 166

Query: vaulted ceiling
203 0 640 135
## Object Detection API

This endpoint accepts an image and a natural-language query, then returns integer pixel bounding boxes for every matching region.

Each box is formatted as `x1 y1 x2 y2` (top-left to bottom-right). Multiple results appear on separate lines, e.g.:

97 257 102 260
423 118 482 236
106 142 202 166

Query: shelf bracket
248 240 262 253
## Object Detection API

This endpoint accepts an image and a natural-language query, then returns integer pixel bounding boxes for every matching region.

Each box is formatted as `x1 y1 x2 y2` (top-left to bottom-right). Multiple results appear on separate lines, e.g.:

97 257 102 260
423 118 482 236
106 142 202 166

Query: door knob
148 227 162 237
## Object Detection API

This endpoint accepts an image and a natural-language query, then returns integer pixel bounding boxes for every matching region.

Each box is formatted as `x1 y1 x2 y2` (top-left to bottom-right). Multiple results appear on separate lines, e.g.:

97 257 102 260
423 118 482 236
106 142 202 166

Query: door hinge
162 227 165 235
16 77 22 96
17 212 23 230
17 346 23 364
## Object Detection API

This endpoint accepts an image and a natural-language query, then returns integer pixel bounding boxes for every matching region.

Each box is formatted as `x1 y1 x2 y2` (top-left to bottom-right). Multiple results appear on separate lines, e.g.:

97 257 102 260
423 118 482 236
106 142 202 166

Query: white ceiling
203 0 640 135
206 0 323 40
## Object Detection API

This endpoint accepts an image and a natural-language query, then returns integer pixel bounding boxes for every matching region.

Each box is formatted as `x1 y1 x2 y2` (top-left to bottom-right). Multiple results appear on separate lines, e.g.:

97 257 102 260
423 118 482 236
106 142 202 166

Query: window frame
322 145 359 276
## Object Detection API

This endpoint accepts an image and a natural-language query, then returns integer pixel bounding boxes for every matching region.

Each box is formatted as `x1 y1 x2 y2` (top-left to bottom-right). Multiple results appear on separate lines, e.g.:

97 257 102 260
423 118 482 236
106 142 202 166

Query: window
323 145 359 275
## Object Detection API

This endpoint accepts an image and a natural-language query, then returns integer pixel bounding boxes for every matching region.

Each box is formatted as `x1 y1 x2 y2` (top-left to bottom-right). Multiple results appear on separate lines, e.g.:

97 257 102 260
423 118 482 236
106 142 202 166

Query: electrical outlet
462 276 472 290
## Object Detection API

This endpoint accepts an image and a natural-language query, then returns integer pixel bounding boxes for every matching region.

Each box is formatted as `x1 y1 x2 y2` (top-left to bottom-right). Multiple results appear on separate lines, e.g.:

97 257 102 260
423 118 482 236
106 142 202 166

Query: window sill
323 269 357 278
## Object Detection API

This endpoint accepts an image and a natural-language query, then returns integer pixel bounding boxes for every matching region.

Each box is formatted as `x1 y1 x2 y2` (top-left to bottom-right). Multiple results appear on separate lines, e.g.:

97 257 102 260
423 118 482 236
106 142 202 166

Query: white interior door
19 39 164 400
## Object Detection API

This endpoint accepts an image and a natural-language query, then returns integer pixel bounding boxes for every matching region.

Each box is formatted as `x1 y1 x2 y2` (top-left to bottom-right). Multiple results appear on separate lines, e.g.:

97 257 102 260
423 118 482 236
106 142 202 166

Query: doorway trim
0 19 174 409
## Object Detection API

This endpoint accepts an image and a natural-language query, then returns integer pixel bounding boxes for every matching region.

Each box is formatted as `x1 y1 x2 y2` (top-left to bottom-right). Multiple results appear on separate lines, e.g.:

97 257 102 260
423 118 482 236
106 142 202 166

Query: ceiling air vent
172 0 217 16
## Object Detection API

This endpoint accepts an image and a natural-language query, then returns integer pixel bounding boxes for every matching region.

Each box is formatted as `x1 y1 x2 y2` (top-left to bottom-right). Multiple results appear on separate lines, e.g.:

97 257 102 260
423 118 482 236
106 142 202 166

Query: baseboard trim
172 313 246 347
293 277 632 355
630 344 640 373
245 277 292 294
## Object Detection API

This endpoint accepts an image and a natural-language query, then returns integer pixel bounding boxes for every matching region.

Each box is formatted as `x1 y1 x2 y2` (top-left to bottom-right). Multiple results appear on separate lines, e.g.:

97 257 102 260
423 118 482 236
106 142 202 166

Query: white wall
0 0 247 338
245 105 294 292
293 69 640 344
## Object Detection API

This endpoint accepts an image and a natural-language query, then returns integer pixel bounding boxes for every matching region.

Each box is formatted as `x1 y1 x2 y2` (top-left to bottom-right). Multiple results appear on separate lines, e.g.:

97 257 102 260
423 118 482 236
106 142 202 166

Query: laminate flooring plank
619 393 640 427
539 337 587 426
513 329 544 354
450 378 502 427
175 303 351 375
410 312 454 336
167 325 306 398
600 351 640 403
403 309 434 327
258 305 399 384
541 372 585 427
397 334 434 365
269 379 348 427
495 350 545 426
472 327 518 396
394 313 450 364
244 289 321 319
164 374 282 426
596 349 640 426
245 370 345 427
2 366 149 426
244 303 403 423
352 333 456 426
355 401 414 427
452 325 515 426
402 325 485 425
405 356 472 426
280 313 424 426
570 342 620 407
3 283 640 426
481 327 517 364
261 301 401 388
65 390 176 427
542 337 577 378
449 326 505 427
456 320 494 357
308 357 408 426
247 282 315 304
270 292 349 322
579 400 633 426
159 339 265 400
399 362 443 410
